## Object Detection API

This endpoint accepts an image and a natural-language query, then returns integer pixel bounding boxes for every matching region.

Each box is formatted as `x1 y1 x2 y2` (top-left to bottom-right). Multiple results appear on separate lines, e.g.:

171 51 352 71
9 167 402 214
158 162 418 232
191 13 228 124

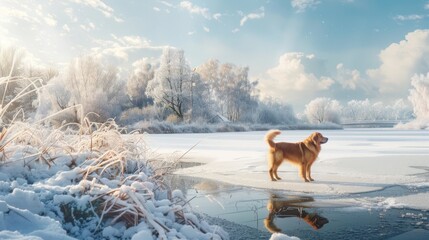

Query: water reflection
264 195 329 234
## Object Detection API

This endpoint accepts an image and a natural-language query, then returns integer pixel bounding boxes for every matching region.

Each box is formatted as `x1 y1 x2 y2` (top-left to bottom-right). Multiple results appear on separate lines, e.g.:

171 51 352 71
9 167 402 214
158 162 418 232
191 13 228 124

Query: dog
264 195 329 233
265 130 328 182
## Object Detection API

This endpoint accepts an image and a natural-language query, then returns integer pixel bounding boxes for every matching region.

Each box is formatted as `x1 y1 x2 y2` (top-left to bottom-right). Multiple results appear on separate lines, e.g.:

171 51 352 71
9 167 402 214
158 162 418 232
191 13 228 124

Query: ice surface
147 129 429 209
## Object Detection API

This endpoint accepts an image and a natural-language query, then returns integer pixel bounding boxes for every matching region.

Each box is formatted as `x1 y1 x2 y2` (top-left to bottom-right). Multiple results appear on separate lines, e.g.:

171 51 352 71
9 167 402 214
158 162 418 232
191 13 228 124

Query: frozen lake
146 129 429 239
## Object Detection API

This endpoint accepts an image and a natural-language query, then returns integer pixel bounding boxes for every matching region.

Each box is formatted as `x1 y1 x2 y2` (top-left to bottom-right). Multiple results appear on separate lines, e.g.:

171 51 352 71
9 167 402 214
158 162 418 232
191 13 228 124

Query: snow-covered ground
0 123 229 240
146 129 429 210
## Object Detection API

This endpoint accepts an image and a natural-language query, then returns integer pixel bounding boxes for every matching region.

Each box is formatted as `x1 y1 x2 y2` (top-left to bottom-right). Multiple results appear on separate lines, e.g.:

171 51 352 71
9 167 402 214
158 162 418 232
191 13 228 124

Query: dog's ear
311 132 320 145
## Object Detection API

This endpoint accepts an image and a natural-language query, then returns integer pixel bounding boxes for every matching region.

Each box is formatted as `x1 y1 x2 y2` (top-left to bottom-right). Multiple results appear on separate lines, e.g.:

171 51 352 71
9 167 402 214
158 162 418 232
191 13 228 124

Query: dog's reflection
264 195 329 233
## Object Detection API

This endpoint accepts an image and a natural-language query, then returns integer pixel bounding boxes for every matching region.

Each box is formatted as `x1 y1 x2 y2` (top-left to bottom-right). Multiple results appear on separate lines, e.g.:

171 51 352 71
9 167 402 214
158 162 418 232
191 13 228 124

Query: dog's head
303 212 329 230
311 132 328 145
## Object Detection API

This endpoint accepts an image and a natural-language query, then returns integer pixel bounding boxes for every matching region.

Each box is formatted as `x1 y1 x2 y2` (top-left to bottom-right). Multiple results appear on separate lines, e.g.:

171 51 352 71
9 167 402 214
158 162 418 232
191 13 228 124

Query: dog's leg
273 164 282 180
300 164 309 182
268 152 277 181
299 143 309 182
307 161 314 181
307 162 314 181
269 168 277 181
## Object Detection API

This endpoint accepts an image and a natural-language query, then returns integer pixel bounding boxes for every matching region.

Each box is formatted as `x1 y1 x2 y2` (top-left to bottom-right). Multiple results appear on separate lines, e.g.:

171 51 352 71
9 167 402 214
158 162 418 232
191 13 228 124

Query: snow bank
0 201 75 240
4 188 44 214
270 233 300 240
395 119 429 130
0 120 229 239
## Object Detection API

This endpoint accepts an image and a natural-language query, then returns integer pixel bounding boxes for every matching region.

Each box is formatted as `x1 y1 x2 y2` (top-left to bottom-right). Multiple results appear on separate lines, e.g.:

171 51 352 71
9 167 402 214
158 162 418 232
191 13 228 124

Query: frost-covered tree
187 71 214 121
304 97 342 124
196 59 258 122
126 58 156 108
409 73 429 120
37 55 127 124
390 99 413 120
341 99 371 121
255 99 297 125
402 73 429 129
341 98 412 122
146 48 192 121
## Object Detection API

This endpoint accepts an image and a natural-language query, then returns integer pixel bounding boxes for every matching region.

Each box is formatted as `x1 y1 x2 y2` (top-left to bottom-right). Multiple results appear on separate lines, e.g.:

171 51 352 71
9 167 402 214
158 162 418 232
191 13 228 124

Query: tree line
1 46 297 126
0 45 417 128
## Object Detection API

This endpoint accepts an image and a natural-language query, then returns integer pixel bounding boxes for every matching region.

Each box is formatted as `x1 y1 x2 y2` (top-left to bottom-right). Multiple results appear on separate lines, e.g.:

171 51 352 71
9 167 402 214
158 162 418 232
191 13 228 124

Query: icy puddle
170 176 429 240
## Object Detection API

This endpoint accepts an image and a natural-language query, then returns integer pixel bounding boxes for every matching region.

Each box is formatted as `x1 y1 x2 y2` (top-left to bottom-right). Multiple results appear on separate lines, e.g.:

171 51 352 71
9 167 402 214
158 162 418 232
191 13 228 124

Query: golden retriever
265 130 328 182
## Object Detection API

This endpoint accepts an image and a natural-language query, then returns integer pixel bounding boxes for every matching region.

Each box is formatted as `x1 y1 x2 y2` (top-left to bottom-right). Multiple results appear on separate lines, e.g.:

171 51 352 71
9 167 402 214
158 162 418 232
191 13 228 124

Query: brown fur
265 130 328 182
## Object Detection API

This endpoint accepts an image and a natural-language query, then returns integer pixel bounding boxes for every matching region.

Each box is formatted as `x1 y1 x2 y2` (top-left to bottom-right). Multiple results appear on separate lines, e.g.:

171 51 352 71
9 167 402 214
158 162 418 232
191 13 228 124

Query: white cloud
80 22 95 32
180 1 211 19
91 35 167 61
62 24 71 33
232 28 240 33
213 13 222 20
0 6 34 23
68 0 123 22
80 24 90 32
44 14 57 26
291 0 321 13
336 63 362 90
34 5 57 26
367 29 429 98
425 2 429 10
153 7 161 12
65 8 78 22
394 15 424 21
188 31 195 35
159 1 175 8
203 26 210 32
259 52 334 105
0 3 60 28
240 7 265 26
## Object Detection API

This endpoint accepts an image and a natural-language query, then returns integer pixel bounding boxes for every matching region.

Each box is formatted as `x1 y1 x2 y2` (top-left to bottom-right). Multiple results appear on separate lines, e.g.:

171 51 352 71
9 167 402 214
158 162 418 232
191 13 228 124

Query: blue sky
1 0 429 110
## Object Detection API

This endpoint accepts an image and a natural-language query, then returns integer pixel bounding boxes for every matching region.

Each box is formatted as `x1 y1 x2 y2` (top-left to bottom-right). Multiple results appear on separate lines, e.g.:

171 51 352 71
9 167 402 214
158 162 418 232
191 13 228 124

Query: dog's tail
265 129 281 150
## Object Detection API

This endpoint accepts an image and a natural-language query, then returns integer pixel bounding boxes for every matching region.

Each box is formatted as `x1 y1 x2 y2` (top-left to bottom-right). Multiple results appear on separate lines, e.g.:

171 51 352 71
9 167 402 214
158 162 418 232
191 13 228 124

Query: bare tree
305 97 342 124
37 55 127 124
196 59 258 122
146 48 192 120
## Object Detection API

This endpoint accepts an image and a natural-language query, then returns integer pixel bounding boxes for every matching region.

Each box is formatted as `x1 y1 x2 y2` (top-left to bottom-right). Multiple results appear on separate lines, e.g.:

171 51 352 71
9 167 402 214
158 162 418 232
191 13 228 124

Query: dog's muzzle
320 137 328 144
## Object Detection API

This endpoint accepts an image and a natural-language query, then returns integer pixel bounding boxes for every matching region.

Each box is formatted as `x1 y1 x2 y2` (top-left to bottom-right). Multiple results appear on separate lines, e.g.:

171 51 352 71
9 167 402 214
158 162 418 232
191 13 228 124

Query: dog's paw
310 178 315 181
275 177 282 180
305 179 310 182
271 179 277 182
